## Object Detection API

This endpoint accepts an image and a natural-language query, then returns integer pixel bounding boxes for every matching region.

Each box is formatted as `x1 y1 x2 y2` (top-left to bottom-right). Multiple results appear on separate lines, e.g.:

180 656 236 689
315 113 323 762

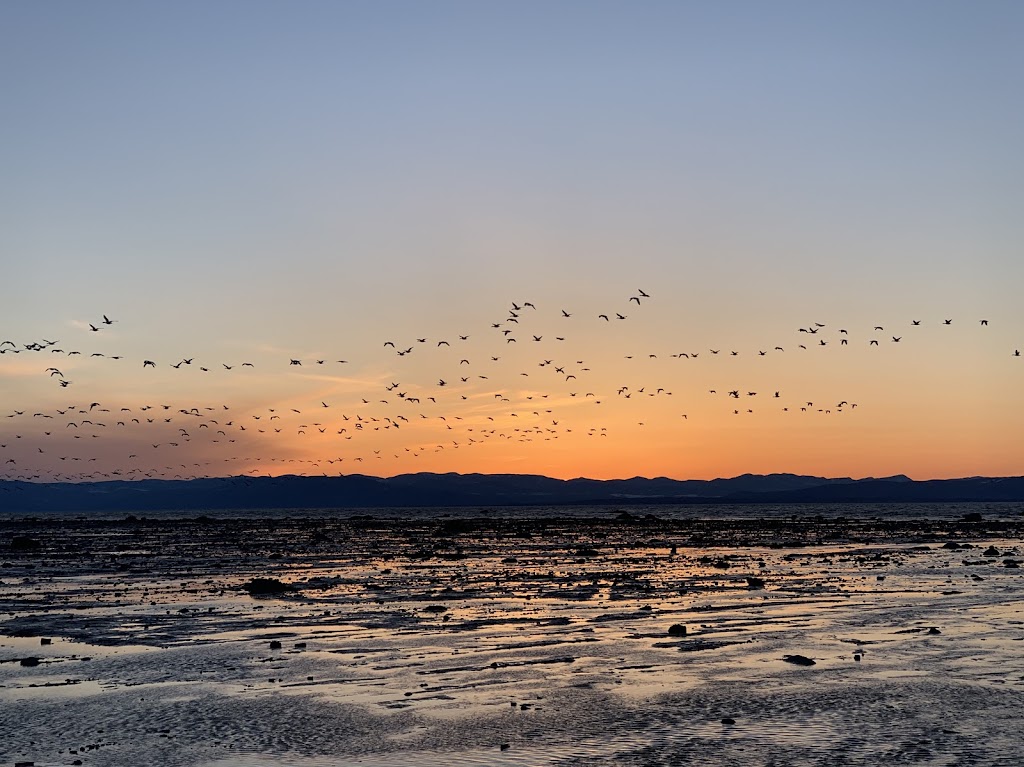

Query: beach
2 505 1023 766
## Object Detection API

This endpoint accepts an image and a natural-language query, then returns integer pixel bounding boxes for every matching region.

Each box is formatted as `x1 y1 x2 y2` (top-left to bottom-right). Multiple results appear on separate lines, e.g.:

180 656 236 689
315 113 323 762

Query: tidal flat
1 505 1023 767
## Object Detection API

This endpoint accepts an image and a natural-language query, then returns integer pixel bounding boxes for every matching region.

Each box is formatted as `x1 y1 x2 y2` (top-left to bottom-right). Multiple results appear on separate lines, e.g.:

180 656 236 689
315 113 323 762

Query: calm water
3 500 1022 522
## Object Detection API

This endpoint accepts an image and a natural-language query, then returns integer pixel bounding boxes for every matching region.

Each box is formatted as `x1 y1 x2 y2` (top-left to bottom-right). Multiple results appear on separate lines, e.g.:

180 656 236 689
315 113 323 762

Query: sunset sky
1 2 1021 482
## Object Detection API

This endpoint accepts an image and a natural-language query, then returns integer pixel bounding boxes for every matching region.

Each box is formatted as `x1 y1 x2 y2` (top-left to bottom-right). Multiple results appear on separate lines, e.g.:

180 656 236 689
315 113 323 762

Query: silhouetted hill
1 472 1022 512
726 475 1024 503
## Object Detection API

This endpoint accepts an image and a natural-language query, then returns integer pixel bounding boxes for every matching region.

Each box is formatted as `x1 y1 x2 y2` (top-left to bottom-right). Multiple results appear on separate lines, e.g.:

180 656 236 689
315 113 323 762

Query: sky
1 1 1022 483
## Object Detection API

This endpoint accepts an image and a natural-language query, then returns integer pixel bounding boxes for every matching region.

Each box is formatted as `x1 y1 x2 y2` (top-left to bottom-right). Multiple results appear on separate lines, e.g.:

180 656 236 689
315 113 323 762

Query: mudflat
2 507 1023 766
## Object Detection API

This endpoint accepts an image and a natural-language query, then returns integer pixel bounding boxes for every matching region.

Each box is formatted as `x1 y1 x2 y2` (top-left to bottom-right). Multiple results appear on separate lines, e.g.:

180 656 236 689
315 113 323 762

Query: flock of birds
0 292 1019 484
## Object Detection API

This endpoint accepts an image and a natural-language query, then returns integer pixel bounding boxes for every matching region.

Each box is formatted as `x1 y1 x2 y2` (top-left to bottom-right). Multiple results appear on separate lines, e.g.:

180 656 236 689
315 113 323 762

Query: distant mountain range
1 472 1023 512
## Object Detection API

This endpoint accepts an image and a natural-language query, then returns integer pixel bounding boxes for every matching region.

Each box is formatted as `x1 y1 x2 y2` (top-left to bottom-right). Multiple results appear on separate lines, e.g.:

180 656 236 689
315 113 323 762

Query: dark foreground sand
2 508 1023 766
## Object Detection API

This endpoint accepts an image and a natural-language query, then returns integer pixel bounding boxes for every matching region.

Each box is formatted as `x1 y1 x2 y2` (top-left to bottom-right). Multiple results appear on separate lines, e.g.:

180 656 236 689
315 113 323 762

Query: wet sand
2 507 1023 766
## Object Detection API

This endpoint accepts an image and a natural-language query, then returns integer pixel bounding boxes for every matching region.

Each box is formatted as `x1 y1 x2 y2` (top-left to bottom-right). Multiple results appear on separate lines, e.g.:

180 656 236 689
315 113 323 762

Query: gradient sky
1 1 1022 482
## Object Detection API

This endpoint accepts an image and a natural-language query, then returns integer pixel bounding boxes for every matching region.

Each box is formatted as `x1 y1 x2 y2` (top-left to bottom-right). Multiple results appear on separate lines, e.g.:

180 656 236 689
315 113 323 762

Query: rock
15 761 35 767
20 657 41 667
294 642 307 648
499 743 510 751
746 576 765 590
667 624 687 637
269 640 282 650
926 627 941 635
423 604 447 613
962 512 983 522
782 654 816 666
721 717 736 725
941 541 963 549
11 536 40 552
1004 560 1020 568
40 637 51 645
242 578 292 596
983 546 1000 557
